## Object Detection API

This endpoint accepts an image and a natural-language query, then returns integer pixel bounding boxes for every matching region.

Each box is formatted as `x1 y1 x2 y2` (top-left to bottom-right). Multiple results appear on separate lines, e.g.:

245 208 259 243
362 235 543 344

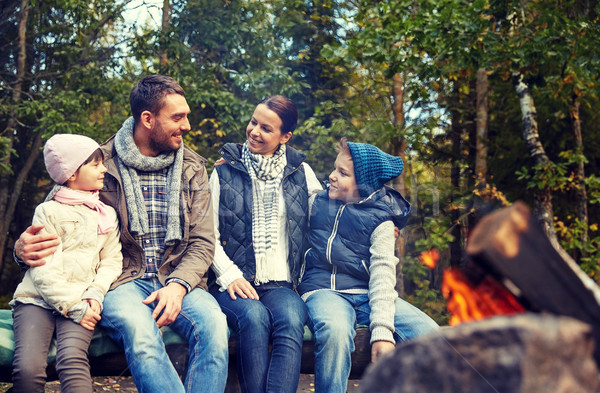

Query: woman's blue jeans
211 282 308 393
305 290 439 393
99 278 229 393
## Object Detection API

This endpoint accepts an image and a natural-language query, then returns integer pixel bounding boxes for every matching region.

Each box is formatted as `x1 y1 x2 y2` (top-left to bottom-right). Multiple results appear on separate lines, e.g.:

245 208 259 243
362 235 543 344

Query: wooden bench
0 309 371 392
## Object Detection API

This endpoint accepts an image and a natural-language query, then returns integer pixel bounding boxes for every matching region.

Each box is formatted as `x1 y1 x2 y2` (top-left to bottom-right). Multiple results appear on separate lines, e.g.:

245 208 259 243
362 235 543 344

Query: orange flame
419 249 440 269
442 267 525 326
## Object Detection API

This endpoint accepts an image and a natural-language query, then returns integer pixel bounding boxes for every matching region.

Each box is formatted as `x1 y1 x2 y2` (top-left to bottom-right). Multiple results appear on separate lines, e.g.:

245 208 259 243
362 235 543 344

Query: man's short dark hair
129 75 185 124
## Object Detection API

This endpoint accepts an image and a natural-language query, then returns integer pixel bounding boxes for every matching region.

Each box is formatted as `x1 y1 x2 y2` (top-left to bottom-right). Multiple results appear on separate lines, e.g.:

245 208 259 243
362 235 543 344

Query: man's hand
80 307 101 331
371 340 395 363
15 224 60 267
227 278 259 301
142 282 187 328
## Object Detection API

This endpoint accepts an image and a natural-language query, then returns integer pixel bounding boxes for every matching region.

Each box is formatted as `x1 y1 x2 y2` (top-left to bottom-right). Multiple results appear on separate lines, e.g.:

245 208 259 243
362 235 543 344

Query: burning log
361 314 600 393
464 201 600 364
361 202 600 392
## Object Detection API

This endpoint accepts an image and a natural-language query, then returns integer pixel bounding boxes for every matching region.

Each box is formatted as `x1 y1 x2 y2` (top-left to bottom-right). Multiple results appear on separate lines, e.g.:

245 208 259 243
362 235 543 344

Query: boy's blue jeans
305 290 439 393
99 278 229 393
211 282 308 393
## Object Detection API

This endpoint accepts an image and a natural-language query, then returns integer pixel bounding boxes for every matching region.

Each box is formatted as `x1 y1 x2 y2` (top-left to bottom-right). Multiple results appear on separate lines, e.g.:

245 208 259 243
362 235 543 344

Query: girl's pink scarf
53 188 114 234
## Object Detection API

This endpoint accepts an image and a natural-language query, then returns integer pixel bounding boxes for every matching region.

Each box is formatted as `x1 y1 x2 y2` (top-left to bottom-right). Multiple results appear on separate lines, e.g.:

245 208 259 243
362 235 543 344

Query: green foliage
0 0 129 299
556 217 600 283
516 146 600 277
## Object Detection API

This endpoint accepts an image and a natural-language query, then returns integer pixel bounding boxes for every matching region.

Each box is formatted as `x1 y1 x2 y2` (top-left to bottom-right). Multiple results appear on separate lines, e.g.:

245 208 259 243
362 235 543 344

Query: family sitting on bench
10 75 438 393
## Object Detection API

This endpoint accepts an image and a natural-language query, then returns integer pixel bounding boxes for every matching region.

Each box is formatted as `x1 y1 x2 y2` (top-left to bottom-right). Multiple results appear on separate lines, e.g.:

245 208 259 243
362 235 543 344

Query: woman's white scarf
114 117 183 245
241 142 287 283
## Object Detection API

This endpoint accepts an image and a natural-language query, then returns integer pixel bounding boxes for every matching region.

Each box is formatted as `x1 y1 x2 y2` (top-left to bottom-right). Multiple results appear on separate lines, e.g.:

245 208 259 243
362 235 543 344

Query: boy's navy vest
298 187 410 295
208 143 309 289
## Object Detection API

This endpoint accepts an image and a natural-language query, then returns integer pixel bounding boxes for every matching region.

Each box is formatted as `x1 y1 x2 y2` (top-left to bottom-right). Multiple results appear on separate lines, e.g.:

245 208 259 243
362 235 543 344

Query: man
15 75 228 393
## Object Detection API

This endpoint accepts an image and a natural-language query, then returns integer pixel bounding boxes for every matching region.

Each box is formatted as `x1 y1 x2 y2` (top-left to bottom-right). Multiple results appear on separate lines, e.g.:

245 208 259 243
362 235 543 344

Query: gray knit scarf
242 142 287 282
114 117 183 245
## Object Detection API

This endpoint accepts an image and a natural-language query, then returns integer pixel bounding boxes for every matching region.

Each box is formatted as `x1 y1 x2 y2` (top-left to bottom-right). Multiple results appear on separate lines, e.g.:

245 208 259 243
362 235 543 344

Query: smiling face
138 93 191 156
246 104 292 156
328 151 360 203
67 157 107 192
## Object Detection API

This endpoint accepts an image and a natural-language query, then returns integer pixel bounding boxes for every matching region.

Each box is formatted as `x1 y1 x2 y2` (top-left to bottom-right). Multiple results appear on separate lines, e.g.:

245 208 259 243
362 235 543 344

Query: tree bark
0 0 29 273
391 72 407 296
570 96 588 247
513 73 558 246
160 0 171 67
391 72 406 195
449 84 463 268
475 68 489 199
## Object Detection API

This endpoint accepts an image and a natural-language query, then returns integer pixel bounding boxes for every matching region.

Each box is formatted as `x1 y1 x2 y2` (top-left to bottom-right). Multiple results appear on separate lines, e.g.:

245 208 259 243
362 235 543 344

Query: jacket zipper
326 204 346 290
326 204 345 263
281 161 304 286
324 192 379 289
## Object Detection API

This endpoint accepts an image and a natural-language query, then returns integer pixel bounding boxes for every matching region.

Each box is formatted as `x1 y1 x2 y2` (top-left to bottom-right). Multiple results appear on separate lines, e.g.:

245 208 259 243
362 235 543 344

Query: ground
0 375 361 392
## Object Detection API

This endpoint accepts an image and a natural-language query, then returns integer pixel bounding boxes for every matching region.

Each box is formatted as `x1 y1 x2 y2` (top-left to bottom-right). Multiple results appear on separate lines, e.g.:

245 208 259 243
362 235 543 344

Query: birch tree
514 73 558 244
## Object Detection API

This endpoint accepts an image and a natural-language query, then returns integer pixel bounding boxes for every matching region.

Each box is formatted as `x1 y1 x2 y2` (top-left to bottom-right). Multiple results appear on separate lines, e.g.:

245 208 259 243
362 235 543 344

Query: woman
208 96 322 393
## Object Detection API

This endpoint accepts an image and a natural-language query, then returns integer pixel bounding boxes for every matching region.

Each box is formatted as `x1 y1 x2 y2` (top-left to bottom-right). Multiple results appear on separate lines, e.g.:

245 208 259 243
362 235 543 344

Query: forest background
1 0 599 324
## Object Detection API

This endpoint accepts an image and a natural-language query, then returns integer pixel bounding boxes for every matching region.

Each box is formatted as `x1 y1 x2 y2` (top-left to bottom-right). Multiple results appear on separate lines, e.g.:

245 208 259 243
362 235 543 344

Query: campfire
441 267 525 326
427 201 600 363
419 241 526 326
359 202 600 393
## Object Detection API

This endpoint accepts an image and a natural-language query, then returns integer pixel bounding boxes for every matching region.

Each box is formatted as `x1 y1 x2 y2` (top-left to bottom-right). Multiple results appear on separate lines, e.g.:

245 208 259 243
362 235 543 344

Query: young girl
11 134 123 393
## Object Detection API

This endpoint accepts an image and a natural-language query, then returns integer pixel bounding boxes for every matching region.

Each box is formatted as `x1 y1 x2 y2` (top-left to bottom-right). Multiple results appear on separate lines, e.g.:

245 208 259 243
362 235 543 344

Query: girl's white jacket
11 200 123 322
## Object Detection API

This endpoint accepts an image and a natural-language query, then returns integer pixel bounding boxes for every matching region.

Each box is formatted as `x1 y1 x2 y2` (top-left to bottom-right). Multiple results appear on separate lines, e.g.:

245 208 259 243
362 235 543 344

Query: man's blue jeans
305 290 439 393
211 282 308 393
99 278 229 393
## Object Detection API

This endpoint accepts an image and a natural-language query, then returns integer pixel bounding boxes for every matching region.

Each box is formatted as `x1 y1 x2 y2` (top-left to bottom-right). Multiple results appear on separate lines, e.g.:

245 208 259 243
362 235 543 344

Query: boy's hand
15 224 60 267
85 299 102 314
227 278 259 301
80 307 101 331
371 340 395 363
214 158 226 166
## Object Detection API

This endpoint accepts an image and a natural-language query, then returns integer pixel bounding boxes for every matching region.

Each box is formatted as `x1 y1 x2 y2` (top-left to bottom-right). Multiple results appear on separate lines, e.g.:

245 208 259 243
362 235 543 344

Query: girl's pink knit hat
43 134 100 184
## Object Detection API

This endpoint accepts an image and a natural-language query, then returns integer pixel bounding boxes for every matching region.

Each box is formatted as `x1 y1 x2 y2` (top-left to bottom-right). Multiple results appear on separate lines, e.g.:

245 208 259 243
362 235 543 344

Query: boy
298 138 439 393
11 134 122 393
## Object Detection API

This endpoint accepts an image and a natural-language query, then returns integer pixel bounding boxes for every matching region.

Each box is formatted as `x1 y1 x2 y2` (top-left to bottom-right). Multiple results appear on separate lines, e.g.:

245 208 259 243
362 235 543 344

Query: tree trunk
391 72 407 296
513 73 558 246
570 96 588 247
449 84 463 268
160 0 171 67
391 72 406 195
0 0 29 274
475 68 489 200
470 68 490 228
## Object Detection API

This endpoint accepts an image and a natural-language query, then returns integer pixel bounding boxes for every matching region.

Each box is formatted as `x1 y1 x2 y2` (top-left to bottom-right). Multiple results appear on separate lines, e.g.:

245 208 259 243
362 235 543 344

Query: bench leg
224 357 241 393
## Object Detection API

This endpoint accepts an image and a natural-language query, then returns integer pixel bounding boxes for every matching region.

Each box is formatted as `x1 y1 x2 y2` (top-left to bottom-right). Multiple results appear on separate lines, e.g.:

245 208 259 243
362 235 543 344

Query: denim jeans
12 304 94 393
99 278 229 393
211 282 308 393
305 290 439 393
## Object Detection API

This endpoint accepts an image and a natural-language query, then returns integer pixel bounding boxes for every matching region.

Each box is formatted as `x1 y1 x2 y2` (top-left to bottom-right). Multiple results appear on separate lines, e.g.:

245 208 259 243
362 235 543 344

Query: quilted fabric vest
298 187 410 295
208 143 309 288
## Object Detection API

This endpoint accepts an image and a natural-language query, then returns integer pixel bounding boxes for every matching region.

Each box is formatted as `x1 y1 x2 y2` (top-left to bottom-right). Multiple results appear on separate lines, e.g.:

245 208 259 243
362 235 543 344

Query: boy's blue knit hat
347 141 404 197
